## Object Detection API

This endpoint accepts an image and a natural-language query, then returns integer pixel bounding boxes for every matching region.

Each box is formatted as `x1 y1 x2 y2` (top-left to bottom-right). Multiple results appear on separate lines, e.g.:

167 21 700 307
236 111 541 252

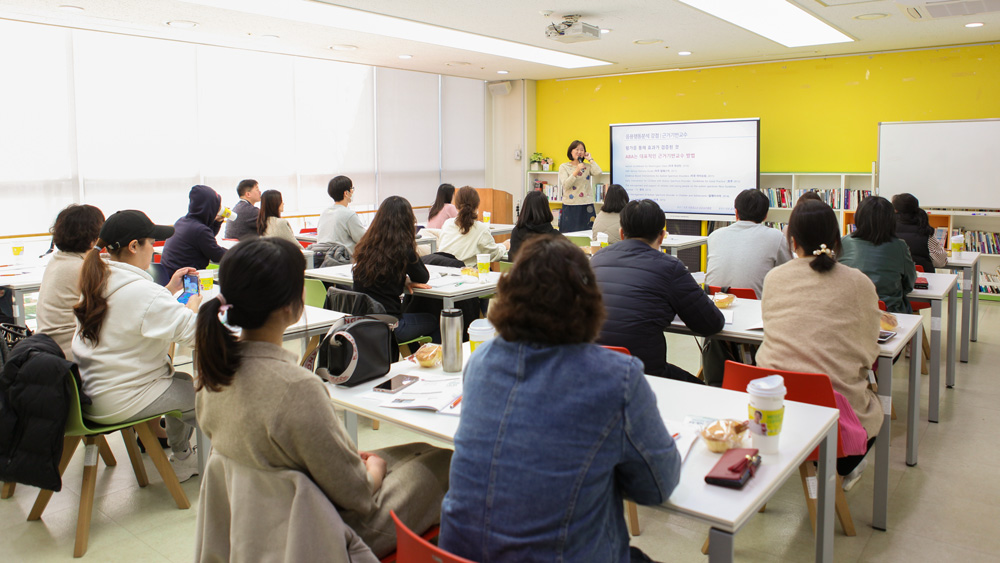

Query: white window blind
441 76 486 193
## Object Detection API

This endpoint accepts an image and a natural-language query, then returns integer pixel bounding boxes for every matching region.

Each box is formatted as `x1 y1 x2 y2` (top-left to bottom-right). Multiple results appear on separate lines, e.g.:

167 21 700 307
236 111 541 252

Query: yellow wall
536 44 999 173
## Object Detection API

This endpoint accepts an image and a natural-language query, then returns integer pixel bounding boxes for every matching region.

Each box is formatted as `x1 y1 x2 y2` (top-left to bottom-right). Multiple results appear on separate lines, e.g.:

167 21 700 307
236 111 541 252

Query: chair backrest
299 227 317 234
390 511 474 563
304 279 327 309
707 285 758 300
877 300 887 311
722 360 844 459
496 260 513 273
602 345 631 356
566 235 591 247
324 287 387 317
915 265 924 273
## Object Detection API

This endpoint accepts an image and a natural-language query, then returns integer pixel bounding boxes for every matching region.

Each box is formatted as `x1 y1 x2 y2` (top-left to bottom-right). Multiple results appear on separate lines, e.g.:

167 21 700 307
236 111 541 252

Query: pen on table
671 432 680 439
449 396 462 409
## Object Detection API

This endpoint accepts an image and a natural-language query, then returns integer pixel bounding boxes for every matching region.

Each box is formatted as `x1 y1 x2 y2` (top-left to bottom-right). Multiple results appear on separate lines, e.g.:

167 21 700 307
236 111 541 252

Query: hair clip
812 243 834 257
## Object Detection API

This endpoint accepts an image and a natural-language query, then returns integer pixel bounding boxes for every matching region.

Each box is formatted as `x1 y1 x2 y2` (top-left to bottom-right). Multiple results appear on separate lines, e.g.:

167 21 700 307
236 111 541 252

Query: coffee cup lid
747 374 786 397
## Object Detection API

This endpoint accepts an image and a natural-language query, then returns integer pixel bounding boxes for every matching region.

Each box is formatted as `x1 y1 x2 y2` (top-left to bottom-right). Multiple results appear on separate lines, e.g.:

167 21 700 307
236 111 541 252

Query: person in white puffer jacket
72 210 203 482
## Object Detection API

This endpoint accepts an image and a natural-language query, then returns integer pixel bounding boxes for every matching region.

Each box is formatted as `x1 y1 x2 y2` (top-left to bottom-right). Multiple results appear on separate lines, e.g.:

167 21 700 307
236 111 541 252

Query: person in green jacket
839 196 917 313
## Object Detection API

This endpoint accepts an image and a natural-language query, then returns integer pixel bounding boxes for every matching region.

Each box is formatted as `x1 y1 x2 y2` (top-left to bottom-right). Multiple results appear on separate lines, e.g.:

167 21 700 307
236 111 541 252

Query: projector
546 15 601 43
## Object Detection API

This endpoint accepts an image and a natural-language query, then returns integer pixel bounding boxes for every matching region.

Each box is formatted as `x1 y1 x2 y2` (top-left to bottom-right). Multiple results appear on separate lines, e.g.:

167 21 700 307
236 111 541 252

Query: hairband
812 244 834 258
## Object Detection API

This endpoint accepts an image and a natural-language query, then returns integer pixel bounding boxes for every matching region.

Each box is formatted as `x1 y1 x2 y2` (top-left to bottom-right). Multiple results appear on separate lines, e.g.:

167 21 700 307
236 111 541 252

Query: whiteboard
877 119 1000 209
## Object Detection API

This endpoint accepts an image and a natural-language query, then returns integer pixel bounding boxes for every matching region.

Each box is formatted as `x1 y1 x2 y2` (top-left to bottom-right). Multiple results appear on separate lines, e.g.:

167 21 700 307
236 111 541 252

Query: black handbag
314 316 395 387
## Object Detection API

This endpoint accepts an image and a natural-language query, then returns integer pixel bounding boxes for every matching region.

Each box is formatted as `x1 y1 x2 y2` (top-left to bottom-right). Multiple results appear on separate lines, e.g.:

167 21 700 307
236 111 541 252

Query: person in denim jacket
439 235 681 563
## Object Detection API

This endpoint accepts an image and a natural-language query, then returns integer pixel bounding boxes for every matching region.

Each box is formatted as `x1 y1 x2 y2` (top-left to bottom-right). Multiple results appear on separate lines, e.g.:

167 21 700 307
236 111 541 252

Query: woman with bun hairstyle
195 238 451 557
72 210 202 481
426 183 457 229
892 192 947 272
353 196 438 342
839 196 917 314
437 186 509 267
255 189 298 244
756 200 881 483
557 140 603 232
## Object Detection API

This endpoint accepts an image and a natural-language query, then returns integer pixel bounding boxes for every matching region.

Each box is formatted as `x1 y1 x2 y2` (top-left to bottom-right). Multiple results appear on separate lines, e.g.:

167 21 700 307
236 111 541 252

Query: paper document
664 418 704 463
721 309 734 324
381 378 462 415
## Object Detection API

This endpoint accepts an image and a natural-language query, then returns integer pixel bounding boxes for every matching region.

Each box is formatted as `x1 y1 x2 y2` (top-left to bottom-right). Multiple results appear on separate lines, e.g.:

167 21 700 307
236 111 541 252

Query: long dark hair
851 196 896 245
516 191 553 229
75 239 148 345
195 238 305 392
787 200 840 273
601 184 629 214
428 183 455 221
256 189 283 236
892 192 934 236
352 196 418 287
454 186 480 235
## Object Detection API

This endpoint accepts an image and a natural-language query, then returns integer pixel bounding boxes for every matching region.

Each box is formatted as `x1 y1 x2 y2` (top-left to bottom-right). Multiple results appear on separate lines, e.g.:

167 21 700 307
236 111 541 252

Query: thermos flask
441 309 463 373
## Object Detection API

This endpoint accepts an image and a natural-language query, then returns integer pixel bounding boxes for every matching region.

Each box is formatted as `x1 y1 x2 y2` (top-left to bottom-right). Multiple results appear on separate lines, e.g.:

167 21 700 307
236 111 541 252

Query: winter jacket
0 334 86 491
160 185 227 277
895 220 935 273
591 238 725 378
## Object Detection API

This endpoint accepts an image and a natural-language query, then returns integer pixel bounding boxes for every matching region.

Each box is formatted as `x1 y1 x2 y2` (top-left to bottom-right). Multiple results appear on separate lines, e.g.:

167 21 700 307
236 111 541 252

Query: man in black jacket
591 200 724 383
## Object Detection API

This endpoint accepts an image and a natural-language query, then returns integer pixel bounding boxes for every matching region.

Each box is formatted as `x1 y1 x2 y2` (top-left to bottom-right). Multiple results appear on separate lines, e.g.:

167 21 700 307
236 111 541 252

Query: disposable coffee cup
198 270 214 292
468 318 496 352
482 211 491 224
950 234 964 253
597 232 609 248
476 253 490 279
747 375 786 454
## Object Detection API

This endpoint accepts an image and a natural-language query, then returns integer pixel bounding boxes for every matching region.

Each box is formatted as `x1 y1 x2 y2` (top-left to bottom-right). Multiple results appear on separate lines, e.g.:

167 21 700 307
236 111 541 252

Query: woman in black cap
72 210 203 482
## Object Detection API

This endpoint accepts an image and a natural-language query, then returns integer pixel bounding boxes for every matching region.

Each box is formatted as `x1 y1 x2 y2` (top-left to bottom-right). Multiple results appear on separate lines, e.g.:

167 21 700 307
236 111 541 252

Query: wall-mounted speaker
487 80 512 96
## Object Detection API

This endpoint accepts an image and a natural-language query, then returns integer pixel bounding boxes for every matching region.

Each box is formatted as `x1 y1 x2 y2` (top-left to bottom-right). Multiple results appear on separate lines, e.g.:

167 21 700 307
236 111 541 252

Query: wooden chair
390 510 474 563
1 437 116 500
601 345 642 537
28 372 190 557
722 360 857 537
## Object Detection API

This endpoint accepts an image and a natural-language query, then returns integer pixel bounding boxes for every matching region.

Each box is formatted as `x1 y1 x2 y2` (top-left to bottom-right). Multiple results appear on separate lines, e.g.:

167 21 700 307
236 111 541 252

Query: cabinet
476 188 513 242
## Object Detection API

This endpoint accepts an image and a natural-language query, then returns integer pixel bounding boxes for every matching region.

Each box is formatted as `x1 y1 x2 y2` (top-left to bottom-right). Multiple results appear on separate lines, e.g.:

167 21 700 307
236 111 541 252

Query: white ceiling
2 0 998 81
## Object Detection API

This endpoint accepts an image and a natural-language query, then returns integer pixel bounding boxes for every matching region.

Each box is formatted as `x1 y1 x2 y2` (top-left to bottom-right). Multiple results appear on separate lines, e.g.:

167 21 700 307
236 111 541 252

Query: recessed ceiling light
330 44 358 51
601 28 612 34
177 0 610 69
166 20 198 29
965 22 984 28
497 70 509 74
634 39 663 45
445 61 470 66
398 54 412 59
678 0 852 48
58 5 84 13
854 13 888 21
678 51 692 56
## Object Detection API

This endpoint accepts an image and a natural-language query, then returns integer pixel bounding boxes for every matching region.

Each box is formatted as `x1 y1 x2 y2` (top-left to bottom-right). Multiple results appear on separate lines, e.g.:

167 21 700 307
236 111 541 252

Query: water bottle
440 309 463 373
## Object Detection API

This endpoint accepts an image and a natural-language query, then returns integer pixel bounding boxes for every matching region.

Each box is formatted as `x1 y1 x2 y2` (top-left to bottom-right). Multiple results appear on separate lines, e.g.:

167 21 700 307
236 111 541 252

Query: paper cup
747 375 786 454
483 211 491 224
477 253 490 278
198 270 215 292
468 319 496 352
597 232 609 248
950 234 964 253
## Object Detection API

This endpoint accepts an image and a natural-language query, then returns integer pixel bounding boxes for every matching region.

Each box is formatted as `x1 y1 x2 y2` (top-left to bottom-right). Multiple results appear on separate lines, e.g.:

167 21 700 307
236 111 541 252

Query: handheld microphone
578 156 585 164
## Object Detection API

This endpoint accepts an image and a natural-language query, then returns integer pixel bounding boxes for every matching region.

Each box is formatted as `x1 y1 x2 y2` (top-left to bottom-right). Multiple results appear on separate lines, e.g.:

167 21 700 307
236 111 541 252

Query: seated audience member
35 204 105 359
706 188 791 298
195 237 451 558
591 200 724 383
426 183 457 229
508 191 563 261
159 185 228 284
437 186 509 267
756 199 881 488
256 189 298 245
440 235 680 562
73 210 202 481
224 179 261 241
591 184 629 244
317 175 366 255
353 196 438 342
839 196 917 313
892 192 947 272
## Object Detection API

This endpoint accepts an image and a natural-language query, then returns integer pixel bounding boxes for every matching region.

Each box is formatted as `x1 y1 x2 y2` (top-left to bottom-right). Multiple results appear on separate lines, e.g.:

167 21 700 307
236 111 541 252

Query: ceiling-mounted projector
545 14 601 43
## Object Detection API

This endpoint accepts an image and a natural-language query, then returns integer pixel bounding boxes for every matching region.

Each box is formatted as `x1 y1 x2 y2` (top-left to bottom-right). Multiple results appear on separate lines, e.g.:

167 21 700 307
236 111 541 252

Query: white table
666 297 924 531
296 232 438 253
486 223 515 237
559 231 709 257
907 272 957 411
306 264 500 309
943 251 980 363
0 263 47 326
327 352 839 563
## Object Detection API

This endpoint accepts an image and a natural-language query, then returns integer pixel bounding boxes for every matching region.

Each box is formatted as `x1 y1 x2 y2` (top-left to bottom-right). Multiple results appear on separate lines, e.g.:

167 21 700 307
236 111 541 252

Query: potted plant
530 152 543 171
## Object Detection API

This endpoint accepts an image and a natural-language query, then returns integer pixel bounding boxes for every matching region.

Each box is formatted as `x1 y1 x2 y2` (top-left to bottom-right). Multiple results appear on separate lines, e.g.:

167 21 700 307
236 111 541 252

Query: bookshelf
526 170 609 227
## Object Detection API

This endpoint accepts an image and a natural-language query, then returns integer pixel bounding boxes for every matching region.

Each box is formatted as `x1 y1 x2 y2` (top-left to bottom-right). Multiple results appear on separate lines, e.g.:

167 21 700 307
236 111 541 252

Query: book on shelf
978 267 1000 295
956 230 1000 255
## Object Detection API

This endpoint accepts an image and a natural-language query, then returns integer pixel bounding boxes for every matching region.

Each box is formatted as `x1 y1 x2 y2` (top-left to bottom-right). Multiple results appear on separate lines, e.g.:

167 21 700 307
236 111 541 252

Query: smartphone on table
177 273 200 304
373 374 418 393
877 330 896 343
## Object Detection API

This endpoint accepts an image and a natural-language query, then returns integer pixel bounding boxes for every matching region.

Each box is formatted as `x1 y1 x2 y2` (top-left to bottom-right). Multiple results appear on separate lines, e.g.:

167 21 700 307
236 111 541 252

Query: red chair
390 511 473 563
706 285 757 300
722 361 856 536
299 227 317 234
152 240 165 264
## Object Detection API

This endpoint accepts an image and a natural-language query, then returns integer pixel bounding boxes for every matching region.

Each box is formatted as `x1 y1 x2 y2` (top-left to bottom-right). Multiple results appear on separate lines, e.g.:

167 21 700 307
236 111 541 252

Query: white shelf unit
924 210 1000 300
526 170 609 227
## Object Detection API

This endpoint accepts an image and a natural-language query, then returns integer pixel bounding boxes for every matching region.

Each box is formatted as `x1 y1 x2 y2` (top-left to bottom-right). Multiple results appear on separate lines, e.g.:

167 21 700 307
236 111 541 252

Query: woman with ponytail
755 199 882 483
436 186 509 267
72 210 202 481
195 238 451 558
255 189 298 244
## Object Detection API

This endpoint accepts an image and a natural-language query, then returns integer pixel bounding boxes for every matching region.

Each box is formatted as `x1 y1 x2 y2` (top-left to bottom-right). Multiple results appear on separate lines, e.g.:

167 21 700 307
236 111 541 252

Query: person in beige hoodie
35 204 105 359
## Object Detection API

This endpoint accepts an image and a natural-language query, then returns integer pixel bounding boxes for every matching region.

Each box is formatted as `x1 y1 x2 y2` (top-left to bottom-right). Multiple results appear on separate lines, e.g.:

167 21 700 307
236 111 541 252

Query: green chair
566 235 591 247
496 260 513 273
28 372 190 558
304 279 327 309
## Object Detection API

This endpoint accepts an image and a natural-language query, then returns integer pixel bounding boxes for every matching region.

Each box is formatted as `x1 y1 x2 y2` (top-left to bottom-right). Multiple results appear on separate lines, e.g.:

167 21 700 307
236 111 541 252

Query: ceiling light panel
677 0 853 48
179 0 611 69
